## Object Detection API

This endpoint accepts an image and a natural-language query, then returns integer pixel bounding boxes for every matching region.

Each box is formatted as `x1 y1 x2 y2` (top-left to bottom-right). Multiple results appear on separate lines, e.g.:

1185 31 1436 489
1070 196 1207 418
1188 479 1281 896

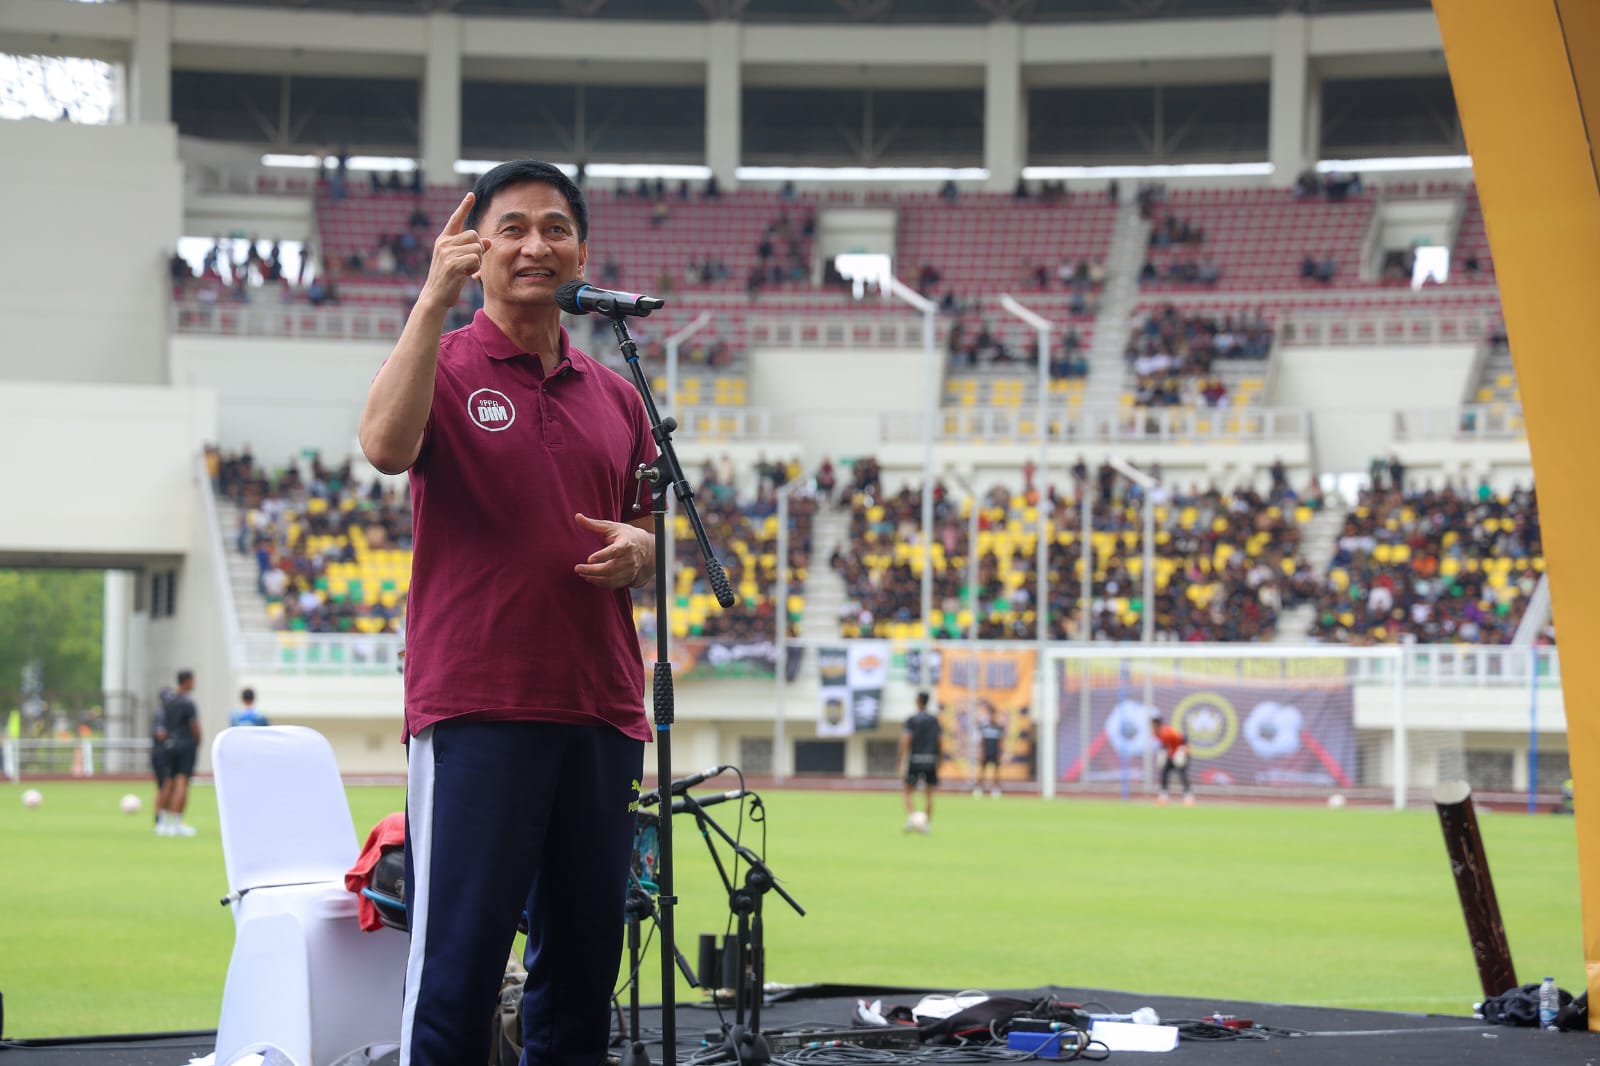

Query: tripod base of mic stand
621 1040 654 1066
724 1025 772 1066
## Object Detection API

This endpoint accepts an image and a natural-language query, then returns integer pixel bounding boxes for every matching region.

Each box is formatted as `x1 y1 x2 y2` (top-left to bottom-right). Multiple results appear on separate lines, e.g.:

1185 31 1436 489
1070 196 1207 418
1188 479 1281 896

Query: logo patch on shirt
466 388 516 432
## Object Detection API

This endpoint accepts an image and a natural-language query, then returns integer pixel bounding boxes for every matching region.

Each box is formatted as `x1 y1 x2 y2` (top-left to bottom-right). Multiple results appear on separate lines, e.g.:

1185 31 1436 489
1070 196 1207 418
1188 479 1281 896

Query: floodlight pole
773 475 802 784
664 312 713 586
1110 457 1157 644
946 466 983 786
999 294 1054 647
833 255 936 678
881 276 939 674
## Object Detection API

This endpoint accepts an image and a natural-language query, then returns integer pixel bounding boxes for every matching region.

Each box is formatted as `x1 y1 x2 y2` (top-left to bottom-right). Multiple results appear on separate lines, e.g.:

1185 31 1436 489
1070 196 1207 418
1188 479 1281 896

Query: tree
0 570 104 712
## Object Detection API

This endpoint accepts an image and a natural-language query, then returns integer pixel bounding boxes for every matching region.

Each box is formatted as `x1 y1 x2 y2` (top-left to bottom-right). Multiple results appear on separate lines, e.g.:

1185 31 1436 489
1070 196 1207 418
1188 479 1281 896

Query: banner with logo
814 641 889 735
932 648 1038 781
641 638 803 681
816 646 853 737
1057 660 1355 789
847 641 889 730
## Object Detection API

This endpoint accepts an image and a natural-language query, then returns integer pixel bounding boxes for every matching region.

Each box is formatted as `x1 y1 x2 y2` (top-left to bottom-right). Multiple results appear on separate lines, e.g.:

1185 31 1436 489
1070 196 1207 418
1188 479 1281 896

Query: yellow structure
1433 0 1600 1020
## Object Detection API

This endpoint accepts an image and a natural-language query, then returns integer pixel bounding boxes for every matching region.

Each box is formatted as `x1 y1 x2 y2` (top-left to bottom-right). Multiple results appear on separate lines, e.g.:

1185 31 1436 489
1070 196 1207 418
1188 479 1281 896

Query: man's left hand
574 513 653 589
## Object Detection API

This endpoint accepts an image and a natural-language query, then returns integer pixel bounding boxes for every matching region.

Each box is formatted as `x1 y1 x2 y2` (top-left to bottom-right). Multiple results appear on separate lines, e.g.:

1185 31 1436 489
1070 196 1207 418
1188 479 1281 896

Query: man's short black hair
916 691 930 708
177 669 194 685
240 687 255 703
466 160 588 242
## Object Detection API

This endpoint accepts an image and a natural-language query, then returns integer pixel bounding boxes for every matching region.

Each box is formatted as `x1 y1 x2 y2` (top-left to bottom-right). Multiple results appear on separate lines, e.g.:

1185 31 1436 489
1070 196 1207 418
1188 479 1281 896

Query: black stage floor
1 984 1594 1066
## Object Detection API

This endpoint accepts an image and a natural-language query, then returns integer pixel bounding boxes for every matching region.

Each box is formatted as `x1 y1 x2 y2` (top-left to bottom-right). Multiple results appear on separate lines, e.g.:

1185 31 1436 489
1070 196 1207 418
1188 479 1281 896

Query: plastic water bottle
1539 977 1560 1030
1088 1007 1161 1026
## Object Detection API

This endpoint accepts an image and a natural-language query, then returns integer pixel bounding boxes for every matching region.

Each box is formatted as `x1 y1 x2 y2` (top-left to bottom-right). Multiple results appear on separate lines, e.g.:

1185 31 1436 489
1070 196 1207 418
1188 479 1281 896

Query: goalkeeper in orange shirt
1151 714 1194 806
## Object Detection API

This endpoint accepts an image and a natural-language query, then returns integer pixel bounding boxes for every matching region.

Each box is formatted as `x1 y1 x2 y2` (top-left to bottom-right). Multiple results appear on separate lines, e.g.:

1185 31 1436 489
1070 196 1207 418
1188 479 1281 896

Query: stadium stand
829 457 1320 643
1311 481 1544 644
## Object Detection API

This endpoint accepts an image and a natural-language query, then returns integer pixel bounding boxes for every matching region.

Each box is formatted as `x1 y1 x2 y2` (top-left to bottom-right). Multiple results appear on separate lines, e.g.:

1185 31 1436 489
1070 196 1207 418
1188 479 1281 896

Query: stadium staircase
800 503 854 640
1080 199 1151 411
1272 503 1347 643
215 499 278 644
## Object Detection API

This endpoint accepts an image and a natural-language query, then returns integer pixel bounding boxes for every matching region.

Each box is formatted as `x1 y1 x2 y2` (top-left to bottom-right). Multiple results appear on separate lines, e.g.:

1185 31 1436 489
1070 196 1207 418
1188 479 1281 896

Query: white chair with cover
212 725 409 1066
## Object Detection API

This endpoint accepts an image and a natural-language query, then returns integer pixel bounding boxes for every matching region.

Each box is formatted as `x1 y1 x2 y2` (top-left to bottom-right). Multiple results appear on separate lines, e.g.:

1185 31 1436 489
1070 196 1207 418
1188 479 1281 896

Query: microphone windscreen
555 280 588 315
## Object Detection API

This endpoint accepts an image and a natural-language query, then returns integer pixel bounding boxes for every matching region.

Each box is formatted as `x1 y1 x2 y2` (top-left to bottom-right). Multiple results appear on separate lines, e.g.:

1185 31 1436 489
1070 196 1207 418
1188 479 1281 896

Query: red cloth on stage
345 811 406 932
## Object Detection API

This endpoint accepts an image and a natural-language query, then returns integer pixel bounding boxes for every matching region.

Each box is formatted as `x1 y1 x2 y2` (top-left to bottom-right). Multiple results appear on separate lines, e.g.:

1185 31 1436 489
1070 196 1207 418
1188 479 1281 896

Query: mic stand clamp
621 876 699 1066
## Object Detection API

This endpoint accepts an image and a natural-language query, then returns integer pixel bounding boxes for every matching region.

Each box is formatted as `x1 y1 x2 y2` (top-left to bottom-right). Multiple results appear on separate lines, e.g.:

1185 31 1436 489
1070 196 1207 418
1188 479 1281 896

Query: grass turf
0 780 1583 1037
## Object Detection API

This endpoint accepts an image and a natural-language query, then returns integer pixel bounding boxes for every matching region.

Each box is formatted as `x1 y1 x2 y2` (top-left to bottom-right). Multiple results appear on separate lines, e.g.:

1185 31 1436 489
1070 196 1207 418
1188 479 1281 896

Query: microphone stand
677 793 806 1066
610 311 737 1066
622 870 700 1066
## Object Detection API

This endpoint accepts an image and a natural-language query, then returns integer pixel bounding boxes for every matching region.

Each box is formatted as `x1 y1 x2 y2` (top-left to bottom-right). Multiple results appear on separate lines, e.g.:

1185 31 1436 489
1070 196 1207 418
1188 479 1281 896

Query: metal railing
747 315 931 349
1394 405 1526 442
197 454 247 669
172 302 407 341
1281 308 1497 347
233 629 1560 690
3 738 155 781
882 405 1310 445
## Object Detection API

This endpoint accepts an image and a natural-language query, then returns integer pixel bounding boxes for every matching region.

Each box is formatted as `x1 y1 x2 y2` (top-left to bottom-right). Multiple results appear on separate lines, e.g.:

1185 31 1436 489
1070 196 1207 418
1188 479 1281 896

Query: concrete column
1268 13 1311 187
422 14 463 186
705 21 741 189
102 570 134 741
1303 66 1323 166
984 21 1025 191
128 0 172 124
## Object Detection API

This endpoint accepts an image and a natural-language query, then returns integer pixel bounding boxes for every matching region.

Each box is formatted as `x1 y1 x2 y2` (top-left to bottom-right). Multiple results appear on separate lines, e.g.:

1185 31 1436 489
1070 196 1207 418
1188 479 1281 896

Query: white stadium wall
1272 342 1478 472
750 346 929 459
0 121 181 386
0 382 215 562
170 335 391 461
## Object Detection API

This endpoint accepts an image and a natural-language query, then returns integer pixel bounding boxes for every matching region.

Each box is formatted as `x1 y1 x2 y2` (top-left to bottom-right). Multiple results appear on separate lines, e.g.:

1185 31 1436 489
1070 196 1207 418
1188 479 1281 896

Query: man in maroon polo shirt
359 160 655 1066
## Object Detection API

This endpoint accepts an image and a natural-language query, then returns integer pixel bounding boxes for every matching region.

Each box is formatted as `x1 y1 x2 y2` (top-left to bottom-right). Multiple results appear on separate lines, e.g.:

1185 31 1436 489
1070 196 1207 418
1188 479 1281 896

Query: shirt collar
470 309 589 375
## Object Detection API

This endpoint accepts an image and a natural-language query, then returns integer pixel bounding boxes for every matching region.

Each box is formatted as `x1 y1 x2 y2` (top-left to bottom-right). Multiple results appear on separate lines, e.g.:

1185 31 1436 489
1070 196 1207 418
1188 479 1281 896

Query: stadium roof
170 0 1434 24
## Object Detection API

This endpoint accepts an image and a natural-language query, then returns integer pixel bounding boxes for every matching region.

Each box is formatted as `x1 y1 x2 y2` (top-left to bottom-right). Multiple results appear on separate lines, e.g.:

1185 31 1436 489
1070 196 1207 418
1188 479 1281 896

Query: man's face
476 181 587 310
180 678 196 694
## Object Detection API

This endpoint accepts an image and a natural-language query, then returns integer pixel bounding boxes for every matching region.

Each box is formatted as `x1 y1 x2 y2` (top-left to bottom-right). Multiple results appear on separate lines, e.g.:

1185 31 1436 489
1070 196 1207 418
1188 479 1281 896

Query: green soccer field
0 780 1583 1037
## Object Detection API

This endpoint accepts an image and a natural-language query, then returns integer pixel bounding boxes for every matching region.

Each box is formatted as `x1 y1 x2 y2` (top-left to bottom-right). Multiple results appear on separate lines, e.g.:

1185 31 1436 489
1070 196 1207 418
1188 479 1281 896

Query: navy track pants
401 719 644 1066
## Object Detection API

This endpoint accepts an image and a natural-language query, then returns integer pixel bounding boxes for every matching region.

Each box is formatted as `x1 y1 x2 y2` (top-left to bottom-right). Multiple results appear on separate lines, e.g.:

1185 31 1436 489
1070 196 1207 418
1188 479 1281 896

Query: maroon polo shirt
403 310 655 741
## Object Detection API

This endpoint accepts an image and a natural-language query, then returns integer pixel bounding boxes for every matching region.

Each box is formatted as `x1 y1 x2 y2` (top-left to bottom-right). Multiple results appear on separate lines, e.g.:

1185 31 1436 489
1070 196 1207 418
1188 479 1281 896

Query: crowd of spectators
1139 212 1223 287
1294 169 1364 202
208 446 413 635
1310 481 1544 645
636 454 817 643
746 209 818 297
169 237 337 309
1124 304 1273 407
829 457 1321 643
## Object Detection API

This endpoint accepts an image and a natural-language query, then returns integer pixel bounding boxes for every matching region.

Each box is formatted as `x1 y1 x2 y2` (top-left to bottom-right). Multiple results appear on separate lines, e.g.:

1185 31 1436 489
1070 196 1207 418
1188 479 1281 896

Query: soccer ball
908 810 929 832
21 788 42 808
1327 793 1347 808
120 793 142 815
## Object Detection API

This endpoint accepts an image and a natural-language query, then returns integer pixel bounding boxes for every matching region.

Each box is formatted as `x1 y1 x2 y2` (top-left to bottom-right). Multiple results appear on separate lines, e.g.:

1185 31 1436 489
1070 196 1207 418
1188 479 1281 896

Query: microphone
670 789 748 815
637 765 732 808
556 280 665 318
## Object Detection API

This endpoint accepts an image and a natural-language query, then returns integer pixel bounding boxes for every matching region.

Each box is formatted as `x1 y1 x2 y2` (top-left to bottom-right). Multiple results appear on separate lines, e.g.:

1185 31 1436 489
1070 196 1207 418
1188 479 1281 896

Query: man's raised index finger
443 192 475 236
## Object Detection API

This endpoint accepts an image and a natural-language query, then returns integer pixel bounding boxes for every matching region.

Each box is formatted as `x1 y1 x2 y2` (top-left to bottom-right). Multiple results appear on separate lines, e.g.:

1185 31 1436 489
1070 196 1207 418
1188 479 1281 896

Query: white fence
1394 405 1526 442
237 630 1560 689
673 406 793 441
2 738 153 782
1281 308 1497 347
747 315 929 350
172 302 407 340
882 405 1310 445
